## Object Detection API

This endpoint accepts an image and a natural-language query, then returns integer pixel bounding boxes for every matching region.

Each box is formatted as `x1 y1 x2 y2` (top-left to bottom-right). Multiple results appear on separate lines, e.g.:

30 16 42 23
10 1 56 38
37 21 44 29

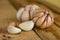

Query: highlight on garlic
16 4 40 22
18 21 34 31
33 9 54 29
7 22 21 34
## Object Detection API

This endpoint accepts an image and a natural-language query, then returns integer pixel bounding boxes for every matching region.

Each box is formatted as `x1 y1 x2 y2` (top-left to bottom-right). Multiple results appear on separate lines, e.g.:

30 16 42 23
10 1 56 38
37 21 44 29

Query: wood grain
34 27 58 40
50 24 60 39
34 0 60 14
0 0 41 40
54 14 60 27
9 0 60 40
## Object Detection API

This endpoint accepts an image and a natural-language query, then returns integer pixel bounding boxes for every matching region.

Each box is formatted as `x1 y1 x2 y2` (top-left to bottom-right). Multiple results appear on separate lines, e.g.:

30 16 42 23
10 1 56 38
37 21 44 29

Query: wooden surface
0 0 60 40
45 0 60 8
35 0 60 14
0 0 41 40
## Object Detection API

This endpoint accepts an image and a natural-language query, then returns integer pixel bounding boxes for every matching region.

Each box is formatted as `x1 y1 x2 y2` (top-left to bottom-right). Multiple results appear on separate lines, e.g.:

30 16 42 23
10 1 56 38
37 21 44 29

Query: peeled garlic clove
7 26 21 34
19 21 34 31
16 8 24 21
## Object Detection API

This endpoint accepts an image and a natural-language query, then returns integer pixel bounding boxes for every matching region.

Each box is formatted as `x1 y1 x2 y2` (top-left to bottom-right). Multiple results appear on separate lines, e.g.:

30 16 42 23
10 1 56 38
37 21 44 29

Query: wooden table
0 0 60 40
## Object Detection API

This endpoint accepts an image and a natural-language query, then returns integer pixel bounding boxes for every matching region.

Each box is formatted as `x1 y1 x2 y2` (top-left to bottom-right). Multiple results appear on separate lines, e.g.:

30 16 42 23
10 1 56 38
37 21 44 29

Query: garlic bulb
16 4 54 29
18 21 34 31
16 4 40 22
7 22 21 34
33 9 54 29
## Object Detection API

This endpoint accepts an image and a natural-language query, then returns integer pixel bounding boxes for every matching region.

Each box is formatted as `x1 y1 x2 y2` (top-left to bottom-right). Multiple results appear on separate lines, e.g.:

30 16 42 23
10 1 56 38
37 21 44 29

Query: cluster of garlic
7 4 54 34
16 4 54 29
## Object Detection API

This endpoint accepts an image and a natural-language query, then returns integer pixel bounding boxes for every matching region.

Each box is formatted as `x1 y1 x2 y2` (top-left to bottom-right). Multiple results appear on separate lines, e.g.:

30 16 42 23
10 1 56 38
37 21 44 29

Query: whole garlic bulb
16 4 40 22
33 9 54 29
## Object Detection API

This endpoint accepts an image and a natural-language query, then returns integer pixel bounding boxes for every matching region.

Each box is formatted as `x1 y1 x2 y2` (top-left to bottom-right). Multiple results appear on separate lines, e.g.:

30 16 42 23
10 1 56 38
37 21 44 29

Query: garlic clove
19 21 34 31
33 17 39 23
36 14 47 27
21 10 29 22
25 4 40 20
41 20 47 29
30 5 40 19
16 4 40 22
34 10 44 17
7 26 21 34
32 5 40 9
25 5 32 10
16 8 24 21
47 15 53 27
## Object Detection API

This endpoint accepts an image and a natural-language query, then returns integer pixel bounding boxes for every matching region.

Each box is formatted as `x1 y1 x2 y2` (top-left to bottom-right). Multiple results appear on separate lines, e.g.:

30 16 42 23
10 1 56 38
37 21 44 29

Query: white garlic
16 8 25 21
19 21 34 31
16 4 40 22
7 22 21 34
7 26 21 34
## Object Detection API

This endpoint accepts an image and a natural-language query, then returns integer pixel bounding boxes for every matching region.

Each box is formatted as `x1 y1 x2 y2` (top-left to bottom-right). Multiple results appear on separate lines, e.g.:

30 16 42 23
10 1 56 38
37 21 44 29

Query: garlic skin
16 4 40 22
7 26 21 34
18 21 34 31
7 22 21 34
33 9 54 29
17 8 25 21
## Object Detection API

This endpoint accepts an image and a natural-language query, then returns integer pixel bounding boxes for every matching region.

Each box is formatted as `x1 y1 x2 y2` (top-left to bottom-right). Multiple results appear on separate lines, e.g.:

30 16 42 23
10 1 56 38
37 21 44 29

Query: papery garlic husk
16 4 40 22
18 21 34 31
8 22 18 26
33 9 54 29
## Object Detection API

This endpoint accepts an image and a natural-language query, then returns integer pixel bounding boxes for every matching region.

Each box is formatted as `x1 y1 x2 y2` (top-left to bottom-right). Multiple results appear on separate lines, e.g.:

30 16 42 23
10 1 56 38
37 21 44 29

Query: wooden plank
0 0 41 40
9 0 30 10
35 0 60 14
50 24 60 39
9 0 60 40
54 14 60 27
34 28 57 40
34 24 60 40
43 0 60 8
